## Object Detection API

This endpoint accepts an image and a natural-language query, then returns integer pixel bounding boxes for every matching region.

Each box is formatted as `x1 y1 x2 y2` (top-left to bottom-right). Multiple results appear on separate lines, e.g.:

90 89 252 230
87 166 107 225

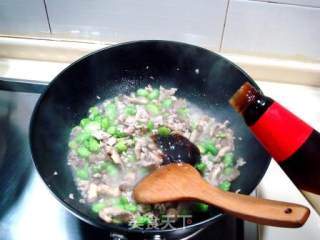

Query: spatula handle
198 182 310 227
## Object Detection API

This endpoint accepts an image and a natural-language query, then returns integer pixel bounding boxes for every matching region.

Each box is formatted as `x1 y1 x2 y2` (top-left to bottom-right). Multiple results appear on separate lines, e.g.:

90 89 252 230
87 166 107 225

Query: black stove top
0 79 258 240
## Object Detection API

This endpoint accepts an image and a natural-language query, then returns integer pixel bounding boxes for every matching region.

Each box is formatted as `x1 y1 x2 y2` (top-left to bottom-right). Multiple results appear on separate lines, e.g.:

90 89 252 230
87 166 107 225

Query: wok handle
197 181 310 228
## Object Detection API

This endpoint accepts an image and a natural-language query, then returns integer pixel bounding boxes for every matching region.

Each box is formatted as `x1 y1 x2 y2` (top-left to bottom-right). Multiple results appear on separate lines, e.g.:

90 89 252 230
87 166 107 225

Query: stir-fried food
67 86 245 226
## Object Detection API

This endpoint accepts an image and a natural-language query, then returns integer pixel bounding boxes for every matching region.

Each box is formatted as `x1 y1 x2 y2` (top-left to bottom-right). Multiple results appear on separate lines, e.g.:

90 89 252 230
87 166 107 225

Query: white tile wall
0 0 50 36
45 0 228 50
1 0 320 64
222 0 320 61
253 0 320 8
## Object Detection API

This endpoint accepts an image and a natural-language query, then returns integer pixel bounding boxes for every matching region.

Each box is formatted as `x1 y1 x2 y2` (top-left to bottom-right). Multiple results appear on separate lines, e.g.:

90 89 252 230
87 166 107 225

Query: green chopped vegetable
94 115 102 122
76 165 89 180
101 117 110 130
80 118 90 128
146 121 154 132
115 141 127 153
115 129 127 138
137 88 149 97
107 126 117 135
75 132 91 144
158 126 171 137
68 140 77 149
119 196 129 205
84 137 100 153
203 141 218 156
219 180 231 191
146 103 160 115
84 121 101 131
195 162 207 173
92 162 119 176
116 196 138 212
91 202 106 213
125 105 137 116
147 89 160 100
223 153 234 167
223 167 234 176
76 146 91 158
105 163 119 176
197 144 206 154
125 203 138 213
162 99 173 108
89 106 99 115
105 103 117 120
193 203 209 213
107 125 126 138
88 106 100 119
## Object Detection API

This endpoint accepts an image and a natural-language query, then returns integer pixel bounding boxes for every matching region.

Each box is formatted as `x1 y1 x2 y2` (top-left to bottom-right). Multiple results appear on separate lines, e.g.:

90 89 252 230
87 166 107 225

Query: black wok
30 40 270 239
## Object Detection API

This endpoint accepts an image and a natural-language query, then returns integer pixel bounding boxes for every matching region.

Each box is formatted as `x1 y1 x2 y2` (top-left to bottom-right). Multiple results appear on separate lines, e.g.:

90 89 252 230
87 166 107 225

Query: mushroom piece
89 151 105 163
87 183 98 202
139 151 163 167
91 130 109 140
173 99 187 109
216 146 232 159
111 149 123 167
99 207 132 223
134 142 142 160
124 96 148 105
208 163 224 186
106 137 117 146
119 172 136 192
159 86 177 100
189 128 200 142
224 168 240 182
97 184 121 197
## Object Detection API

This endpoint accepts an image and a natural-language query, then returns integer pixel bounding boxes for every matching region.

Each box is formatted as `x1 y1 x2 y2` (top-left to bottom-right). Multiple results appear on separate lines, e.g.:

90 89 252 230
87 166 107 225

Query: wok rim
29 39 271 235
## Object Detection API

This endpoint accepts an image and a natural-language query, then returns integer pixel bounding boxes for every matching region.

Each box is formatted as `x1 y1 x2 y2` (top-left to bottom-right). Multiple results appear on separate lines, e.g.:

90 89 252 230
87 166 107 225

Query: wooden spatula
133 163 310 228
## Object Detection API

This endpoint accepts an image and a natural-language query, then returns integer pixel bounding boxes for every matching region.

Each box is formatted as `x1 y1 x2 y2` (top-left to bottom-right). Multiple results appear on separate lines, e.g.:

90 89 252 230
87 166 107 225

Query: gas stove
0 79 258 240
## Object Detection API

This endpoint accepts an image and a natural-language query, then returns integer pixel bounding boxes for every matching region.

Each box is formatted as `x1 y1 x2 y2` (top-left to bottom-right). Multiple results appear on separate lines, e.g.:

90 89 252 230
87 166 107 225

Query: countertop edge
1 36 320 87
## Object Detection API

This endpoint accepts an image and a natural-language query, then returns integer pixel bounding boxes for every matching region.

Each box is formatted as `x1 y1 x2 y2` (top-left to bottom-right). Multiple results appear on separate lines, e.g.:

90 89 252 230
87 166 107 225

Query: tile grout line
0 34 113 46
218 0 231 51
42 0 52 34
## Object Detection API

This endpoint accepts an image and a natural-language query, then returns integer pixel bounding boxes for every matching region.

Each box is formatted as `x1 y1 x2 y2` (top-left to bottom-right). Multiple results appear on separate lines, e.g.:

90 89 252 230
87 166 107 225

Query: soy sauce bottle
229 82 320 195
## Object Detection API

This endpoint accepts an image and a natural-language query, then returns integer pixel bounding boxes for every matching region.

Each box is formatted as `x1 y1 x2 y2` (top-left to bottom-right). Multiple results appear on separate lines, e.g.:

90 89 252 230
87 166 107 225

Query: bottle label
250 102 313 162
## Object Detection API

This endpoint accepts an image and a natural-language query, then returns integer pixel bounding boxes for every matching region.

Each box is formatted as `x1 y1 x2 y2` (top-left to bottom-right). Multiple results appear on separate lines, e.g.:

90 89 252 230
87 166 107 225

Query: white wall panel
222 0 320 61
46 0 228 49
0 0 50 36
